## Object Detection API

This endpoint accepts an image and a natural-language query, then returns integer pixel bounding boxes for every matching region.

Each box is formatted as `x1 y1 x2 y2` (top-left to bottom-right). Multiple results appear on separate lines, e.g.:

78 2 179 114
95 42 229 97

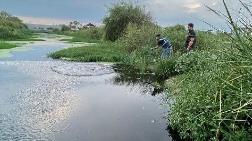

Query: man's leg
168 48 172 57
161 49 166 59
161 48 170 59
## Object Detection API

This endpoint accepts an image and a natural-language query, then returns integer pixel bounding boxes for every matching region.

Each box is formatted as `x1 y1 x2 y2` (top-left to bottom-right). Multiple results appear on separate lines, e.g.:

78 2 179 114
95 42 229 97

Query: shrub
153 57 178 80
163 25 187 53
103 2 152 41
119 23 161 53
0 11 30 40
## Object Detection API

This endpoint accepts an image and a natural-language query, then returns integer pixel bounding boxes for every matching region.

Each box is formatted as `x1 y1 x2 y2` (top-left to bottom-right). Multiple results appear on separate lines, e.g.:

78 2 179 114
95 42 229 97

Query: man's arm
154 45 160 49
187 37 195 50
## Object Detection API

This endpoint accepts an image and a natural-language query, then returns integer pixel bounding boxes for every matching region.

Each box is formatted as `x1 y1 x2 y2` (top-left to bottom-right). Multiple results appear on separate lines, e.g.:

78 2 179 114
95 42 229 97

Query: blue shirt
158 38 172 49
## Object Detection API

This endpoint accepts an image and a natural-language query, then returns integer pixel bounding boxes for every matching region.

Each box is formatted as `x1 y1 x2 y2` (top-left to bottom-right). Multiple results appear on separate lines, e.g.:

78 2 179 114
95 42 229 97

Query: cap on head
188 23 194 28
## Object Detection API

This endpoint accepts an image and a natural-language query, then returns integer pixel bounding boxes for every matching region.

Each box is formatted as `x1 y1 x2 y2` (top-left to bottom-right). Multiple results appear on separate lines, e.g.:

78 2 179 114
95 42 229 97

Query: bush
163 25 187 53
153 57 178 80
103 2 152 41
61 27 103 42
0 11 31 40
119 23 161 53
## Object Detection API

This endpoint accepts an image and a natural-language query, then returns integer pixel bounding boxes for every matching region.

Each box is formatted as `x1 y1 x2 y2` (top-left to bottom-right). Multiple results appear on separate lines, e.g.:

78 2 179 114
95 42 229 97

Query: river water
0 35 172 141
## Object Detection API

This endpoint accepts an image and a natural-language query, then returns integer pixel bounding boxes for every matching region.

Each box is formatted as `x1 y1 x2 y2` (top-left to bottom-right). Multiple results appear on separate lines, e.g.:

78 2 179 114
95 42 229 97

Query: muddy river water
0 35 173 141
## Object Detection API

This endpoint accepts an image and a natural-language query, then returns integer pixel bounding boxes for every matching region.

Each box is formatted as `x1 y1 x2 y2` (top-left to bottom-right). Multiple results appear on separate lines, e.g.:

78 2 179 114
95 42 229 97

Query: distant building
83 23 96 29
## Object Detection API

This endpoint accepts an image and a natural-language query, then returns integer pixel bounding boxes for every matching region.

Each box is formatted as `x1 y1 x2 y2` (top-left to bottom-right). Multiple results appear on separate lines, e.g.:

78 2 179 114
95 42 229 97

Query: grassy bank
50 42 126 62
50 1 252 140
0 41 17 49
55 27 103 43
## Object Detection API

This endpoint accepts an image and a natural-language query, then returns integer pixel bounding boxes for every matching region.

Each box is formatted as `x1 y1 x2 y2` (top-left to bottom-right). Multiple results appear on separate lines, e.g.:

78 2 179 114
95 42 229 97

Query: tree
61 25 70 31
103 2 152 41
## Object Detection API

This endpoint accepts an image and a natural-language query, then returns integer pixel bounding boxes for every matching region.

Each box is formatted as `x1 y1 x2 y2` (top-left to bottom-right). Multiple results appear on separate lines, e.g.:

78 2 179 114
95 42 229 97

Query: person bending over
155 34 173 59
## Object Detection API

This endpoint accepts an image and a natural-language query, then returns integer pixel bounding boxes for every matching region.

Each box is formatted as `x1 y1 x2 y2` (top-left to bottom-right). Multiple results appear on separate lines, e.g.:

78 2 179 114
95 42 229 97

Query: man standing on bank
185 23 196 51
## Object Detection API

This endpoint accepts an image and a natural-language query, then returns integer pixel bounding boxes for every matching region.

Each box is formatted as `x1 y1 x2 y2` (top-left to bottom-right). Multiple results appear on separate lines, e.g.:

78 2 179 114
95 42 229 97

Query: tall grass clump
118 23 161 71
163 25 187 52
168 1 252 140
103 2 152 41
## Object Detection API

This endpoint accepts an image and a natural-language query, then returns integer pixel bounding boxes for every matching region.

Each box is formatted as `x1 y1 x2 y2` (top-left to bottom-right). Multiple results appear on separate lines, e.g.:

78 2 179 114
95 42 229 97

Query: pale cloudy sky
0 0 250 30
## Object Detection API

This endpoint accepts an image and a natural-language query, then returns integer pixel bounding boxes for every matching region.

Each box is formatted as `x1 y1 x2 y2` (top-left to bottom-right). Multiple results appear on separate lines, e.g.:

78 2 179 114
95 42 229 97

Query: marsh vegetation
49 1 252 140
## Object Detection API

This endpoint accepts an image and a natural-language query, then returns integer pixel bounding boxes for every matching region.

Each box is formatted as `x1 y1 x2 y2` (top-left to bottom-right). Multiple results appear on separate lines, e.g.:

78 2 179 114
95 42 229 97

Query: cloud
17 16 71 25
182 0 203 13
183 2 202 13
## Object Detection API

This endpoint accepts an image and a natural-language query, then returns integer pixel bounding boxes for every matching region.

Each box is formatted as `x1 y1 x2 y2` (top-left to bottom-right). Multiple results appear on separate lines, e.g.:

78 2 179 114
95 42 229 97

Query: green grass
0 41 17 49
49 42 126 62
59 37 100 43
55 27 103 43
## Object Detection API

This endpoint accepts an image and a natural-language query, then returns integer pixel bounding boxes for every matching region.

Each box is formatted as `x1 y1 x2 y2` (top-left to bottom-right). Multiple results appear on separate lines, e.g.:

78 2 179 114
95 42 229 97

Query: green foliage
49 42 126 62
163 25 187 52
0 41 17 49
169 46 252 140
59 27 103 43
153 57 178 80
121 46 160 72
168 1 252 140
103 2 152 41
175 50 219 74
0 11 32 40
119 23 161 52
196 31 230 50
61 25 71 31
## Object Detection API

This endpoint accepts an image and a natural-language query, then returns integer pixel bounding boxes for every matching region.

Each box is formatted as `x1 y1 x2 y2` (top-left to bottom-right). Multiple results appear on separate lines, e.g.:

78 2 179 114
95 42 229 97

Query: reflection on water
112 64 187 141
0 35 181 141
112 64 165 96
55 74 171 141
0 61 80 140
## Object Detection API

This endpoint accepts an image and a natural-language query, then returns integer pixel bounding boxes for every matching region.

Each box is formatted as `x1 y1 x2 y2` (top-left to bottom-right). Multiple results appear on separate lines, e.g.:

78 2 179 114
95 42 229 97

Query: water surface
0 35 172 141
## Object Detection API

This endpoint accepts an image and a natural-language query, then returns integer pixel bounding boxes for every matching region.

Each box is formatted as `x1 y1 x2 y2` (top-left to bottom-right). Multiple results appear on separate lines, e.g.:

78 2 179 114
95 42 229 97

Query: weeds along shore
49 1 252 140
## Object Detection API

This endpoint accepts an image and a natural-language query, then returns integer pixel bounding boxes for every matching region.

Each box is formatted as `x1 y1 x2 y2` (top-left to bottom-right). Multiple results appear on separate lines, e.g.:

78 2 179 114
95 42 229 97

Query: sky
0 0 250 31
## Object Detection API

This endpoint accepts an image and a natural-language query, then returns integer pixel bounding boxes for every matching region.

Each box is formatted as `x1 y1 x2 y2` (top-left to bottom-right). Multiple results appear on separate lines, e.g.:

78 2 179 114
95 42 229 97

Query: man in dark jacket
185 23 196 51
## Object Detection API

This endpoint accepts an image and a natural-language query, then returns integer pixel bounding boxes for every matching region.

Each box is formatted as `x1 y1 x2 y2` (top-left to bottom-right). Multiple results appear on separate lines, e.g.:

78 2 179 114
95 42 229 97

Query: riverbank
50 6 251 141
49 42 125 62
0 41 17 49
